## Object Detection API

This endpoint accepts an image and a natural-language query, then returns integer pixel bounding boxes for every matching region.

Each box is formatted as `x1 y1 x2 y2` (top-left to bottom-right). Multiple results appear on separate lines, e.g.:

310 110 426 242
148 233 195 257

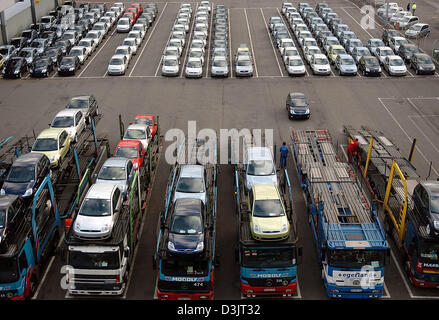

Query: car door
58 130 69 159
413 185 427 215
112 187 122 222
75 111 85 136
126 160 134 188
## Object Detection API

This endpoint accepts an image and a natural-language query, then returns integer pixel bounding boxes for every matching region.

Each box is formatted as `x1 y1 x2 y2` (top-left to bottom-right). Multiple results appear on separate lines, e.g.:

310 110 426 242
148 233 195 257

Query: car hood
32 65 48 72
419 63 435 70
95 178 127 194
168 232 203 253
211 66 228 72
74 214 113 233
340 64 357 71
2 180 34 197
245 174 277 190
389 65 407 71
3 66 21 74
252 216 288 233
186 67 202 73
236 65 252 71
162 65 179 72
59 63 75 69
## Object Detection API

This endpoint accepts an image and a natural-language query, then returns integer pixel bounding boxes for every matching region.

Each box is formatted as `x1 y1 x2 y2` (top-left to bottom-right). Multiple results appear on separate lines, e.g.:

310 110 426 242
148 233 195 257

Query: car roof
387 55 402 60
102 157 131 167
174 198 203 216
247 147 273 161
253 184 279 200
313 53 327 59
37 127 65 139
338 54 353 59
126 123 148 130
13 152 45 166
111 54 125 60
116 139 141 148
86 183 117 199
180 164 204 178
54 109 80 117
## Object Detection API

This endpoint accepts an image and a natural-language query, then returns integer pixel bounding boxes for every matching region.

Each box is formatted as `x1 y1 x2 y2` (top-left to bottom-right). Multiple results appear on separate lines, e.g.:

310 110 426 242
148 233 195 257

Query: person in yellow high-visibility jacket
411 2 417 15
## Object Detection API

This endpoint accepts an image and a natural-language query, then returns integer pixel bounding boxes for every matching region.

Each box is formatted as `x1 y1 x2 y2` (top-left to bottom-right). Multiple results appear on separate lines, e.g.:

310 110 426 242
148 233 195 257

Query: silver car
173 165 207 204
335 54 358 76
162 56 180 76
185 57 203 78
96 157 135 199
235 56 253 77
211 57 229 77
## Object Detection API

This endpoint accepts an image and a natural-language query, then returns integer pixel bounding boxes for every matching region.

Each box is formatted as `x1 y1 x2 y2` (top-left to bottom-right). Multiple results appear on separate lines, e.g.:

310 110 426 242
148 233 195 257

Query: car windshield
247 160 274 176
63 34 74 39
79 198 111 216
402 16 411 22
371 40 384 47
67 98 88 109
0 48 8 55
187 60 201 68
60 57 75 65
79 41 90 47
213 60 227 67
164 59 177 66
110 57 124 65
395 39 408 45
410 24 422 31
358 48 369 55
70 49 82 55
33 138 58 151
405 46 418 53
389 58 404 66
124 128 146 139
6 166 35 183
115 49 127 55
86 34 97 39
165 49 178 56
315 57 328 64
98 166 126 180
34 59 48 68
176 177 205 193
54 42 66 48
309 48 320 55
237 59 251 66
46 50 57 56
115 146 138 158
365 57 379 66
418 56 433 64
190 51 202 58
328 250 385 268
119 20 129 25
52 116 74 128
289 59 303 66
0 258 19 283
171 215 202 234
430 195 439 214
341 57 354 64
68 251 119 269
253 199 284 217
327 39 339 46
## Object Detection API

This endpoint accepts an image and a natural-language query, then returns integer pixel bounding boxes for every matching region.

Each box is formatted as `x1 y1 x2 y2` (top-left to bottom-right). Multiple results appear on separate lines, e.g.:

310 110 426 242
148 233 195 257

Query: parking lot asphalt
2 0 439 300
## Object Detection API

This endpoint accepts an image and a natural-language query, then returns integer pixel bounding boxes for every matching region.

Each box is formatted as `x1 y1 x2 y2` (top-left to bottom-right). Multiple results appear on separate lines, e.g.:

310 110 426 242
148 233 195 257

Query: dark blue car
1 153 51 199
167 198 205 254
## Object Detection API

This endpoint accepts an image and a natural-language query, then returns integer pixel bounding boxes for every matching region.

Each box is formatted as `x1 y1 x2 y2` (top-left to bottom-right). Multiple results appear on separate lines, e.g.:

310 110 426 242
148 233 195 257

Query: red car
113 139 145 170
123 12 136 25
131 3 143 15
134 114 158 137
126 7 139 20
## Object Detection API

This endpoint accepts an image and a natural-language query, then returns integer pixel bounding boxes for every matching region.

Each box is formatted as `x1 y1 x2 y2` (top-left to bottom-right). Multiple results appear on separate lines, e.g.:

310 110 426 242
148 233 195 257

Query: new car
352 46 371 64
211 57 229 77
162 56 180 76
86 30 104 46
58 55 80 76
108 54 128 75
383 55 407 76
113 140 145 170
123 124 151 149
328 44 346 64
303 45 321 65
18 47 39 65
382 29 401 46
189 47 205 65
410 53 435 75
399 15 419 30
282 47 300 64
123 38 139 55
65 95 99 122
29 57 54 77
0 153 51 198
389 36 408 53
173 165 207 204
405 23 430 39
235 56 253 77
310 53 331 75
133 115 158 137
285 56 306 76
96 157 135 199
78 38 97 56
0 45 17 61
358 55 382 76
366 38 385 55
398 43 419 62
53 40 72 55
335 54 357 76
69 46 87 64
185 57 203 78
249 184 290 241
73 183 122 239
31 128 71 167
50 109 86 142
114 46 132 64
323 36 340 54
375 46 394 65
2 57 28 79
117 17 132 33
346 38 363 55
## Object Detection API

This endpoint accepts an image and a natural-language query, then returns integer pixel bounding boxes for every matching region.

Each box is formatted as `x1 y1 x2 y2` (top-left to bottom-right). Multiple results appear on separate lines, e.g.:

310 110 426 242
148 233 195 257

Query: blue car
167 198 205 254
0 153 51 198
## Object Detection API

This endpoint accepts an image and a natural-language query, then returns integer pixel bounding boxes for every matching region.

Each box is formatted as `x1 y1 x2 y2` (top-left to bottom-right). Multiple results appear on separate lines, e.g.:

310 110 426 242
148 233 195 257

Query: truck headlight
168 241 175 251
24 188 33 197
195 242 204 252
0 189 5 195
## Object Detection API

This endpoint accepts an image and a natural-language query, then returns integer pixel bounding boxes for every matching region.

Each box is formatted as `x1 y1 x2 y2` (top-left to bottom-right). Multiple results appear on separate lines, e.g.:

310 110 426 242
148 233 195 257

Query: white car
194 23 209 37
86 30 104 46
185 57 203 78
399 15 419 30
310 53 331 75
199 1 211 12
123 124 151 149
278 38 295 55
69 46 87 64
303 45 321 64
92 22 109 37
171 31 186 47
109 6 122 18
282 2 294 15
389 36 408 53
123 38 139 55
132 24 147 39
50 109 86 142
108 54 128 75
174 21 189 33
293 24 308 39
375 46 394 65
162 56 180 76
285 56 306 76
188 47 205 65
114 45 132 63
103 12 117 25
383 55 407 76
163 46 181 59
77 38 96 56
193 31 207 46
169 38 184 52
127 31 142 46
190 39 205 51
301 37 318 49
282 47 300 64
117 17 132 33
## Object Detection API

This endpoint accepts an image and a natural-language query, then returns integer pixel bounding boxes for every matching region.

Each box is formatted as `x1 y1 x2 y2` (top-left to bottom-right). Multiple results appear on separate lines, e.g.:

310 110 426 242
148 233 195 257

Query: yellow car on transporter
31 128 71 168
248 184 290 241
328 44 347 65
0 54 5 70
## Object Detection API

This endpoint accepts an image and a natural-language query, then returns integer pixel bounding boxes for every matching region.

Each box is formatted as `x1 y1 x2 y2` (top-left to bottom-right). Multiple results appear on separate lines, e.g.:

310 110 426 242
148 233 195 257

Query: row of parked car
209 5 230 77
108 3 158 75
0 2 123 78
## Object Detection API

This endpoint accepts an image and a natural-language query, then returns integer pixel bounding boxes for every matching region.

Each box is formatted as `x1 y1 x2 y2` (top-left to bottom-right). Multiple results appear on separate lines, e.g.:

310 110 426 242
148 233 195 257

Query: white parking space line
377 97 439 176
78 27 117 78
205 6 214 78
180 2 199 78
228 8 233 78
131 2 169 77
260 8 284 77
243 8 258 78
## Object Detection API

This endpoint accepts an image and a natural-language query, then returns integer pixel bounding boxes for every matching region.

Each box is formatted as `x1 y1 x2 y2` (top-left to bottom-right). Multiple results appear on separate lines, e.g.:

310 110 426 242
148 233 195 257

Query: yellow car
328 45 346 65
0 54 5 70
248 184 290 241
31 128 71 167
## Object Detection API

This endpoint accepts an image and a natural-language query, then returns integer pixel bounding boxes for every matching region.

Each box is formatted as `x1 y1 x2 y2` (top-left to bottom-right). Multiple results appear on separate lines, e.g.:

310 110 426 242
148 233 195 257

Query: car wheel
415 68 419 75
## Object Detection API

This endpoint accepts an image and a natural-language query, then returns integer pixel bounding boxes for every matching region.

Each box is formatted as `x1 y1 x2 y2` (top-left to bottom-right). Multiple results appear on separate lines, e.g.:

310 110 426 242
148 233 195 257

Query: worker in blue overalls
280 142 289 169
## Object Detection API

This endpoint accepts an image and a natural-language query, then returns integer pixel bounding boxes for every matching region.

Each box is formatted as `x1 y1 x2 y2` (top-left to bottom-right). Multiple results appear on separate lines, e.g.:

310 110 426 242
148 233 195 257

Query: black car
382 29 401 46
398 43 420 63
58 55 80 76
0 195 27 250
21 29 38 45
9 37 26 51
53 39 72 55
410 53 436 75
286 92 310 119
30 57 54 77
1 153 51 198
43 47 63 66
413 181 439 235
358 55 382 76
40 31 57 46
167 198 205 254
2 57 28 79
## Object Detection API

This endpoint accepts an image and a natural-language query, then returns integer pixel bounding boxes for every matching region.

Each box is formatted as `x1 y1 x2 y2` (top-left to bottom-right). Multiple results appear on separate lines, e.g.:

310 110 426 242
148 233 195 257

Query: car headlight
24 188 33 197
195 242 204 252
281 224 289 233
365 68 370 72
101 224 110 233
14 70 19 74
378 67 382 72
253 224 261 233
168 241 175 251
42 69 47 73
74 222 81 232
418 66 424 70
0 189 5 195
69 67 74 71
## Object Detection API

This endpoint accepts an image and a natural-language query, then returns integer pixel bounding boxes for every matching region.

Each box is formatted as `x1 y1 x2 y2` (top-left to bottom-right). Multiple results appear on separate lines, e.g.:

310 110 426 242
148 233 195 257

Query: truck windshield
242 248 296 268
0 258 19 283
161 259 208 276
68 250 119 269
420 241 439 263
328 250 385 269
